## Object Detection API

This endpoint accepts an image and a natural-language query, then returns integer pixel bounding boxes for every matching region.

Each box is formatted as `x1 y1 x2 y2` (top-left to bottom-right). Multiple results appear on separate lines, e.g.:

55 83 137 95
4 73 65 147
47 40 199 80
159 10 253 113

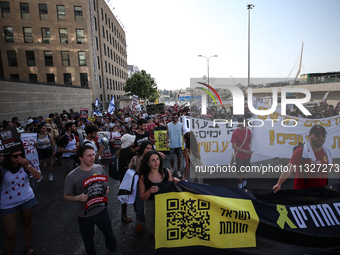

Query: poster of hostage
83 175 108 214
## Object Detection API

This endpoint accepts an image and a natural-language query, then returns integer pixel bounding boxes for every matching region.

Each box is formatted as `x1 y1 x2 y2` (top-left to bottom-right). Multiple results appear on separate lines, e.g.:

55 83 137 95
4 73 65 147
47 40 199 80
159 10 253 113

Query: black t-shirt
132 130 150 148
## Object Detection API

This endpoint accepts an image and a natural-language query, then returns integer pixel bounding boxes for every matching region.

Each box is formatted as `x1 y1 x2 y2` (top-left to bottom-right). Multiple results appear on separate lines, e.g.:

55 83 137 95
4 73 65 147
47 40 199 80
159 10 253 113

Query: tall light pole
198 55 218 88
247 4 254 88
230 76 235 86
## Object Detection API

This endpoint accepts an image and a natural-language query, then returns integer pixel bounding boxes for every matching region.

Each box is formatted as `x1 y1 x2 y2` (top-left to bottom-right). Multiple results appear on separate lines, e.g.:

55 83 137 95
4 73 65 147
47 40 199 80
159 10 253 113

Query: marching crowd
0 101 339 255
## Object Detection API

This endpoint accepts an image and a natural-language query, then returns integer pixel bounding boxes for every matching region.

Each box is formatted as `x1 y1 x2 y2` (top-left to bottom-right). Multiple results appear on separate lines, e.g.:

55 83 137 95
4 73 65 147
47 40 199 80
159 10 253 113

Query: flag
94 97 100 115
108 96 115 114
155 98 159 104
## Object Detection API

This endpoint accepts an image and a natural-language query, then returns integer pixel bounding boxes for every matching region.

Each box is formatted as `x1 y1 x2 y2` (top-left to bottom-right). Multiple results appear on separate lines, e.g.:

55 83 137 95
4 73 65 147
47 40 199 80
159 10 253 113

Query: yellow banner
155 192 259 249
154 130 184 151
88 117 95 122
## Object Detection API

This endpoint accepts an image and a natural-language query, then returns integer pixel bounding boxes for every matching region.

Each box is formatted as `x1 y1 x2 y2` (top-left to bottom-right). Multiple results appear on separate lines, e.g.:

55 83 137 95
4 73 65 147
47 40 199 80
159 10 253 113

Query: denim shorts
0 197 37 216
169 147 182 159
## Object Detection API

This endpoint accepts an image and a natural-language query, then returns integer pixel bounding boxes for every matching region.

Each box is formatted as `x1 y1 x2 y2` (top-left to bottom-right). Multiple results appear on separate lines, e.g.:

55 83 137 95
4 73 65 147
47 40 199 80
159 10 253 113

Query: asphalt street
1 156 340 255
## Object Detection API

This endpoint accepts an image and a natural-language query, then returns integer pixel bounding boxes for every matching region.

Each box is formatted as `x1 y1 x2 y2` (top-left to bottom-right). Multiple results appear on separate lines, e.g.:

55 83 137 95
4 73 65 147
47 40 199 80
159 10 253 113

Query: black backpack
109 155 121 180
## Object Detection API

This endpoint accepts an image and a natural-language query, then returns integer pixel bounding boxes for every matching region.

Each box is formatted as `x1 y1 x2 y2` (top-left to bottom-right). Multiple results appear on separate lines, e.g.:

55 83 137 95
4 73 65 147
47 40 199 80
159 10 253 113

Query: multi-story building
0 0 127 120
127 65 139 78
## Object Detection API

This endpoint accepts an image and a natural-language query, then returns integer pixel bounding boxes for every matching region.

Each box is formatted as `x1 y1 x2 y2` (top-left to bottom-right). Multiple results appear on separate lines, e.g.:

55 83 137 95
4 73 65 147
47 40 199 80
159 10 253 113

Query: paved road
1 156 339 255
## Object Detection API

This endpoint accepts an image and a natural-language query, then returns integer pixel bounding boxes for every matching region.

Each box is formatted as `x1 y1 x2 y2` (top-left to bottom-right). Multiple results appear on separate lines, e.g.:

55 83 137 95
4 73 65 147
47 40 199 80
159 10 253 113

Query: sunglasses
313 133 326 138
172 117 178 119
11 153 22 158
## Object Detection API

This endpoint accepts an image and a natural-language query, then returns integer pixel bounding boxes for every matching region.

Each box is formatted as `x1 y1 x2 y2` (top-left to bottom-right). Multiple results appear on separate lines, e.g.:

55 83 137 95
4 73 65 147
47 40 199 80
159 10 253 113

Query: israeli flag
94 97 100 115
108 96 115 114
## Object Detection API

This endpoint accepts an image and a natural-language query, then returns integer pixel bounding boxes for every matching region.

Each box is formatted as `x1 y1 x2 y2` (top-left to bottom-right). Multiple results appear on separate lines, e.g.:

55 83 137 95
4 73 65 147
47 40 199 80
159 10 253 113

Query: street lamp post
230 76 235 86
247 4 254 88
198 55 218 106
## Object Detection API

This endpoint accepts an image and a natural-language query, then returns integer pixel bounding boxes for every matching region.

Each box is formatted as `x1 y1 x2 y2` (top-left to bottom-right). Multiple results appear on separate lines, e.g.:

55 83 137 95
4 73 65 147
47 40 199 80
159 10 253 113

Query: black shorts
37 147 53 160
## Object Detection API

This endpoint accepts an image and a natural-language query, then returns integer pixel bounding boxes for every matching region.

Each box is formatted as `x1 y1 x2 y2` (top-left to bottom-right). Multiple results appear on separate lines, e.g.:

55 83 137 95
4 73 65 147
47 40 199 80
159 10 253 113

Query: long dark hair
2 149 26 171
140 151 163 180
115 147 132 164
184 131 200 159
137 140 153 157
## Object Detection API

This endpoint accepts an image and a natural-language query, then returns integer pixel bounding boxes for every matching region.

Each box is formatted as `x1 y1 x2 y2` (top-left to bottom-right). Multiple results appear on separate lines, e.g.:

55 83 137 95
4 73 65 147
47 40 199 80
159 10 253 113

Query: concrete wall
0 80 92 121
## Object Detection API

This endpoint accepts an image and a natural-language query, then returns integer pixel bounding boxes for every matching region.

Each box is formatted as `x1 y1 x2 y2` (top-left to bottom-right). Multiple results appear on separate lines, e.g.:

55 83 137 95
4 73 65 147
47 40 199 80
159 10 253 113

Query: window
93 0 96 10
95 36 98 50
108 63 111 74
110 50 113 60
1 1 10 18
26 51 35 66
7 50 17 66
64 73 72 85
100 94 103 101
76 29 85 44
97 56 100 69
4 26 13 43
78 51 86 66
74 6 82 21
110 79 112 89
102 26 105 38
29 74 37 83
106 78 108 89
109 34 111 45
101 8 103 20
59 28 68 44
46 73 55 84
39 4 48 20
108 18 110 28
94 17 97 30
105 61 107 73
80 73 88 87
107 46 109 57
106 30 108 41
61 51 70 66
103 43 106 55
57 5 65 20
20 3 30 19
105 13 107 24
41 28 50 43
111 65 113 74
99 75 101 88
44 51 53 66
108 95 110 101
10 74 19 82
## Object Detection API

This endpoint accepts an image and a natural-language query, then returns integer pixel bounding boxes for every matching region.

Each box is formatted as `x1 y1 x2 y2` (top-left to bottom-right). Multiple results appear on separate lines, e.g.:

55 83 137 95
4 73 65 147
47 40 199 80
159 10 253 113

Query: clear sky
108 0 340 90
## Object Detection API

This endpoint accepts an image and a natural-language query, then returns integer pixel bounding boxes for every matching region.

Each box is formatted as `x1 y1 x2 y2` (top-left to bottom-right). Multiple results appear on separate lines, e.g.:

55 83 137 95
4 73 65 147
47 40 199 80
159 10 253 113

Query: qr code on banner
158 132 167 149
166 198 210 241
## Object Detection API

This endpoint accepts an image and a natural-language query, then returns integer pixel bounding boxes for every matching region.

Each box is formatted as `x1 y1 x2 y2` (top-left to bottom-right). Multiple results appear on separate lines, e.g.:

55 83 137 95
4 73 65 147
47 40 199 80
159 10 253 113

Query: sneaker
170 168 174 174
37 176 43 183
49 174 53 181
177 171 182 178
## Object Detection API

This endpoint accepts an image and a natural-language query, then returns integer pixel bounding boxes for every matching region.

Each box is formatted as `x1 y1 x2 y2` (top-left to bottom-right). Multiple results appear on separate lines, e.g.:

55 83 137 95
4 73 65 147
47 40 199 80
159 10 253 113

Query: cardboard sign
0 127 24 155
88 117 95 122
147 103 165 115
83 175 108 214
80 108 88 118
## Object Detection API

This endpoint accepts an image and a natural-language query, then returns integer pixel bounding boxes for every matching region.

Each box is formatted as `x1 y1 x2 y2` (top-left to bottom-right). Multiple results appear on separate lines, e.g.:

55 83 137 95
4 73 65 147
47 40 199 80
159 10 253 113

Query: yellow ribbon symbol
276 205 297 229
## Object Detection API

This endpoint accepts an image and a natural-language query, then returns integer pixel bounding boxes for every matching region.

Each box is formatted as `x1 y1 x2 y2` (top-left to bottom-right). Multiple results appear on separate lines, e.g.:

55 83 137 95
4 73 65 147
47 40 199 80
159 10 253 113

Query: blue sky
109 0 340 90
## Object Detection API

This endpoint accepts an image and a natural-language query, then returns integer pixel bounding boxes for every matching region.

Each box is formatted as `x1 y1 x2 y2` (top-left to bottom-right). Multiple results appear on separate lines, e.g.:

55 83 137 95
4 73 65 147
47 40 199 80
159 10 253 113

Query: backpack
109 155 121 180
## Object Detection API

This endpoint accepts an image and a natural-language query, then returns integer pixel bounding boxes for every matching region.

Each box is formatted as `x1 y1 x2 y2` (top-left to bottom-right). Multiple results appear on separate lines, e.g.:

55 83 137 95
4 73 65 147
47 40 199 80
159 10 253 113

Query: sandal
25 246 34 255
121 215 132 223
136 224 143 233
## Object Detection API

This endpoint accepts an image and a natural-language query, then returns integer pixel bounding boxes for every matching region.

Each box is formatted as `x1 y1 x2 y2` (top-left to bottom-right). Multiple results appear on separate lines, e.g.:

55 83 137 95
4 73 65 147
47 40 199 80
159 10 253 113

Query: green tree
124 70 159 102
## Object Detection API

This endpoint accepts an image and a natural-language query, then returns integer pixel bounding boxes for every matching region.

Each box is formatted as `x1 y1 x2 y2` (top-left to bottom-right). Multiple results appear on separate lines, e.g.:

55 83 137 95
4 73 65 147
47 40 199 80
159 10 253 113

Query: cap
309 125 327 135
27 119 33 125
63 114 68 117
33 120 40 124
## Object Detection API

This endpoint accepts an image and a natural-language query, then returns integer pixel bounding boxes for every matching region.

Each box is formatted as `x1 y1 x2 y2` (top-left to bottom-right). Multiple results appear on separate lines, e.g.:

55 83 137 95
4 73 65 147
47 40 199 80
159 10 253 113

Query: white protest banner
21 133 41 172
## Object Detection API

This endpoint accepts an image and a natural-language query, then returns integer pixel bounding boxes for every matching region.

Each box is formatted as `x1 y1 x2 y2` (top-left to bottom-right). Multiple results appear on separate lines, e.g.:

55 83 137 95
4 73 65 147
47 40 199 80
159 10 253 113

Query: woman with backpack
115 134 137 223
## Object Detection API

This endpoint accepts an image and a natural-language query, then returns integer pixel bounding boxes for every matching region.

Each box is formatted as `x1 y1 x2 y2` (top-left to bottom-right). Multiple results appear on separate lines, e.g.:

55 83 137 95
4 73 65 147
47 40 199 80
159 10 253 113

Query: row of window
100 25 126 58
8 73 88 87
98 75 124 92
99 7 125 46
96 56 127 80
6 50 87 67
98 41 126 69
3 26 85 44
0 2 83 21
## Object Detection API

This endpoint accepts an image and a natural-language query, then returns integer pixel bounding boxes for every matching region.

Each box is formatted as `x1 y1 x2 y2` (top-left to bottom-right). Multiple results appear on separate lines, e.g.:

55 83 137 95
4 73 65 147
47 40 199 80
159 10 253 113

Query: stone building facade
0 0 128 120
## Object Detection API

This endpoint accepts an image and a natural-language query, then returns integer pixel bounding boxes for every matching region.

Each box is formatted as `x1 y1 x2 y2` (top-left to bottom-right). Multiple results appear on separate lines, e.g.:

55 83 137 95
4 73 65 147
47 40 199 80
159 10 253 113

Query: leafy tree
124 70 159 102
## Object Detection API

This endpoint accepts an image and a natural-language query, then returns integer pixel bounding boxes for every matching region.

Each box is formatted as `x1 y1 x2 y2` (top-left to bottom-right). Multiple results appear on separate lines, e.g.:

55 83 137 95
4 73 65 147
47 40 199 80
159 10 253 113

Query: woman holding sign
0 149 41 255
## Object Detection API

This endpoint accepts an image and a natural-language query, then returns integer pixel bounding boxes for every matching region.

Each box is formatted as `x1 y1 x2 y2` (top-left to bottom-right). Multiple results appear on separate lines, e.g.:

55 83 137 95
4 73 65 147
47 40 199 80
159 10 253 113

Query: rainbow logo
196 82 223 106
